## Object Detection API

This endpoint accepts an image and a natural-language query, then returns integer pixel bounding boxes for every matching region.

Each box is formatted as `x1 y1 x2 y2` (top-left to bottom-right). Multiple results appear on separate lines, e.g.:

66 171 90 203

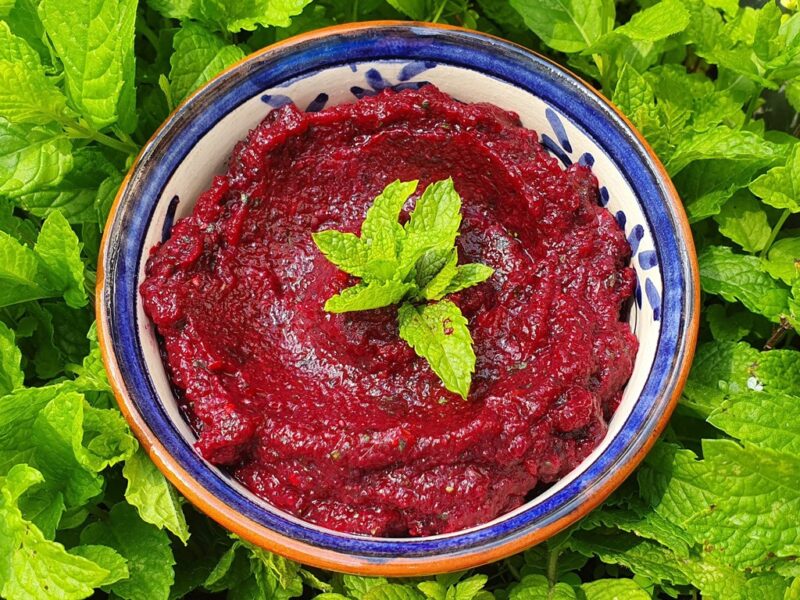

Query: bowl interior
103 25 691 564
138 59 662 533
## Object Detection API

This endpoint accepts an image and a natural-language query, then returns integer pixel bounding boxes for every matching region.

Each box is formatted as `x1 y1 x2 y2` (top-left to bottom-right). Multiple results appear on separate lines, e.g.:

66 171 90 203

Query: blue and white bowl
97 23 699 575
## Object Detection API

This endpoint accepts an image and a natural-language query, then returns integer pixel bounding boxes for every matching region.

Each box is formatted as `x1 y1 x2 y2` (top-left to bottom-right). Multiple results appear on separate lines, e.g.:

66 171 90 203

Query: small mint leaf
324 281 412 313
398 300 475 399
699 245 790 322
749 144 800 214
400 178 462 274
421 249 458 301
169 22 245 104
413 248 453 290
761 237 800 285
362 179 417 262
364 225 400 279
444 263 495 296
312 230 368 277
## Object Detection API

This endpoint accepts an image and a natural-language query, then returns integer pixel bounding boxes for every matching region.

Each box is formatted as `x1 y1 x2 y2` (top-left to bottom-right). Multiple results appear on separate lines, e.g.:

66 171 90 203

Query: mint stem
546 548 559 588
744 86 764 123
760 208 791 259
431 0 448 23
135 12 160 50
62 120 139 155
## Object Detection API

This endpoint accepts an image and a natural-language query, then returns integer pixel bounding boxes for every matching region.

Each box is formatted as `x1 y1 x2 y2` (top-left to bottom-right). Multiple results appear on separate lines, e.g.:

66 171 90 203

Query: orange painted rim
96 21 700 576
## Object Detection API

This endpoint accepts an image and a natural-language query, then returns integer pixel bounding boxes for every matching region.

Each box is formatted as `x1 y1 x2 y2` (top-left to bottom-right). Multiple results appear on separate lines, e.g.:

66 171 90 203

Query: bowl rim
96 21 700 576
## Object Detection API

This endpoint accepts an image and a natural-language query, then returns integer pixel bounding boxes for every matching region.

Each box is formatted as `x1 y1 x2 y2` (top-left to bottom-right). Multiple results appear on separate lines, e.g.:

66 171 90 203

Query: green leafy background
1 0 799 598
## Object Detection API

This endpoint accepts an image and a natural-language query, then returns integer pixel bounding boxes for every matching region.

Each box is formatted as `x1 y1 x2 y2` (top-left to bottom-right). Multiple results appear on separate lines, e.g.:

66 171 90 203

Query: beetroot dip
140 85 638 537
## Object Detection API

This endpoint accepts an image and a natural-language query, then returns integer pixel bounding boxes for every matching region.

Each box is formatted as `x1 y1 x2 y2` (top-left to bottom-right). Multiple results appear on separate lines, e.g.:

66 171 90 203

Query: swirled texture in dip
140 85 638 537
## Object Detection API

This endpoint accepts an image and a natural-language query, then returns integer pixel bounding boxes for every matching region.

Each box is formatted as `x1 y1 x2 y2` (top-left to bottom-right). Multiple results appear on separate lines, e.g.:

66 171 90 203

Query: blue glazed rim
98 23 699 574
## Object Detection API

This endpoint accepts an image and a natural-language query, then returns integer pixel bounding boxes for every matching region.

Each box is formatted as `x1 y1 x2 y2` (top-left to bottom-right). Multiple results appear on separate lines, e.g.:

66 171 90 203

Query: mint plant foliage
0 0 799 597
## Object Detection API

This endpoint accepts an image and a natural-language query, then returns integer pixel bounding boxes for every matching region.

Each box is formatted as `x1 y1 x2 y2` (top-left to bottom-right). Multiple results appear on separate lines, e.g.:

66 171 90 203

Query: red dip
141 85 638 537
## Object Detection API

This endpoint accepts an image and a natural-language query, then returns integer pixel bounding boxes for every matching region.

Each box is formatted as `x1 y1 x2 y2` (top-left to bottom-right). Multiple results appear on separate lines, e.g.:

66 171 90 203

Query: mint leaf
762 237 800 285
508 574 577 600
580 505 694 556
789 280 800 331
362 179 416 258
420 248 458 301
95 172 124 229
70 324 112 394
0 118 73 199
17 485 64 540
690 440 800 568
3 0 50 63
612 65 668 157
0 198 38 246
0 232 53 308
147 0 313 32
363 583 424 600
443 263 494 295
756 349 800 396
417 580 447 600
123 447 190 544
699 245 790 322
709 391 800 454
509 0 614 54
39 0 137 129
675 159 765 223
581 578 650 600
34 210 87 308
424 573 489 600
398 300 475 399
666 127 782 175
566 529 691 588
400 178 463 271
613 0 689 42
324 280 412 313
0 464 111 600
361 180 418 279
80 502 175 600
0 384 65 473
689 341 761 394
343 575 389 600
169 22 245 103
0 321 23 396
312 230 369 277
241 542 304 600
28 391 104 506
32 392 136 507
713 191 772 253
413 248 454 290
744 575 791 599
450 574 488 600
204 542 251 592
14 148 117 224
749 143 800 214
384 0 427 20
299 568 332 593
640 440 800 570
70 545 130 587
787 77 800 112
704 303 754 342
0 21 70 124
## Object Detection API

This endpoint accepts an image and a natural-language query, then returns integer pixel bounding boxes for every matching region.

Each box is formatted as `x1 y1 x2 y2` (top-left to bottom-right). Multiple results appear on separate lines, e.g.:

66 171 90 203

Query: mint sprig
312 179 494 399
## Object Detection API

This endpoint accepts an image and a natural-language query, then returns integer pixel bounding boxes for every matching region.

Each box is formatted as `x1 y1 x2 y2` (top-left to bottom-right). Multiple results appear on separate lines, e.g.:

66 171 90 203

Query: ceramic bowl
97 22 699 576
